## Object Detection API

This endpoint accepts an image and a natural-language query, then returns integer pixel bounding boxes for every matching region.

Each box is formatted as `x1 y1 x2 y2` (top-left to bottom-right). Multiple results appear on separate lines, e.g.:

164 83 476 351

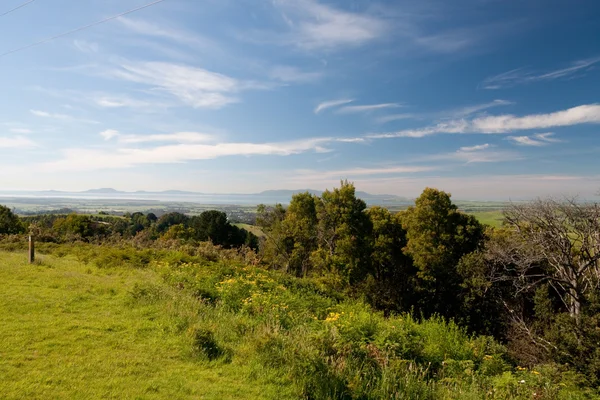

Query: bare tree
490 198 600 322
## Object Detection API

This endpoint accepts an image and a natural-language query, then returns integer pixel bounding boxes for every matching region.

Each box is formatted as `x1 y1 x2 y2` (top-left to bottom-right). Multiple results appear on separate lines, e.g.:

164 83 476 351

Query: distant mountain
257 189 323 196
82 188 121 194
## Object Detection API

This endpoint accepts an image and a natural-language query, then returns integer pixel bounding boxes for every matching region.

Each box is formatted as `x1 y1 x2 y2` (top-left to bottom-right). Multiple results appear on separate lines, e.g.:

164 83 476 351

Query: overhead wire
0 0 169 58
0 0 35 17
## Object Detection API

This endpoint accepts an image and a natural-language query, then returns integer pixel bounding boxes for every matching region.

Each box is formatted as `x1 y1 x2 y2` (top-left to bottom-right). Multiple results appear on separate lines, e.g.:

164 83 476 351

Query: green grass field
0 251 291 400
469 210 504 228
233 223 265 237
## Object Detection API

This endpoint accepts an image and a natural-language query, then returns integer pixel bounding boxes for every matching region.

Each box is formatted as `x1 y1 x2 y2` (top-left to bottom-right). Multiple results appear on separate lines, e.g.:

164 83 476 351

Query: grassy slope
469 210 504 228
233 223 265 237
0 252 291 400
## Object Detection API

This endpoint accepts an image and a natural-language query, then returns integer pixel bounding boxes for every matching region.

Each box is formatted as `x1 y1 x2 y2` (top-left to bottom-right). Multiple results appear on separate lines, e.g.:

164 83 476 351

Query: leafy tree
363 206 415 311
282 192 318 276
53 214 95 240
156 212 189 233
0 205 23 234
400 188 484 319
312 181 372 284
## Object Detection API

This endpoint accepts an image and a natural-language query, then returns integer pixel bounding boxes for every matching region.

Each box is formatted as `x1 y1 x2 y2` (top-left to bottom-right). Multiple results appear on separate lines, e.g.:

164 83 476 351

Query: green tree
0 205 23 234
312 181 372 284
400 188 484 319
364 206 416 311
282 192 318 276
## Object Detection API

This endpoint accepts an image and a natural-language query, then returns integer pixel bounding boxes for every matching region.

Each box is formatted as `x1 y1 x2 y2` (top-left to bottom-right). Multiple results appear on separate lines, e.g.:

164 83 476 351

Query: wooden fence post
28 235 35 264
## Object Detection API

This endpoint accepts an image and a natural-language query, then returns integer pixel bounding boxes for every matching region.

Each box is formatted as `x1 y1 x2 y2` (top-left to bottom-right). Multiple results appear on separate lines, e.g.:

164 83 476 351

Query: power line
0 0 168 58
0 0 35 17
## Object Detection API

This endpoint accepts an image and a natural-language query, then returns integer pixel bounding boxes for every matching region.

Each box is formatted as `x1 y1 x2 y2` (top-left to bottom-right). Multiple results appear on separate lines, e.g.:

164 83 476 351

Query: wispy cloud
426 146 521 164
459 144 490 152
338 103 402 114
92 94 170 110
293 165 435 181
0 136 36 149
30 109 99 124
508 136 546 146
376 100 511 125
104 61 263 109
534 132 562 143
482 56 600 89
369 104 600 138
444 99 513 119
118 132 215 144
271 0 386 51
508 132 562 146
314 99 354 114
43 137 334 171
117 17 217 50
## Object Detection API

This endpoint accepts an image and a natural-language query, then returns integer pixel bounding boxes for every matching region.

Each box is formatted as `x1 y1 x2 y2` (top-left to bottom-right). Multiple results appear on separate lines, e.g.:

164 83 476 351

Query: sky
0 0 599 200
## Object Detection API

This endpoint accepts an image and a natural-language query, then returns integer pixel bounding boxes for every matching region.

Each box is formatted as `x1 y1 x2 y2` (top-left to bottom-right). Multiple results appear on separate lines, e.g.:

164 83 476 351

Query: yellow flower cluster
325 312 342 322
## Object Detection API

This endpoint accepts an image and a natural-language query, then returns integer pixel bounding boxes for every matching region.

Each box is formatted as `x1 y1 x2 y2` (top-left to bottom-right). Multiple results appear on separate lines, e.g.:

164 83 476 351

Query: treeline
0 206 258 250
256 181 600 385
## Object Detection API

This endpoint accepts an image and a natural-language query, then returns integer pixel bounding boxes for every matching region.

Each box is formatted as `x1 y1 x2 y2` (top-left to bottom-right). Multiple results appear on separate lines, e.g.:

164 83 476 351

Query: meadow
1 243 596 399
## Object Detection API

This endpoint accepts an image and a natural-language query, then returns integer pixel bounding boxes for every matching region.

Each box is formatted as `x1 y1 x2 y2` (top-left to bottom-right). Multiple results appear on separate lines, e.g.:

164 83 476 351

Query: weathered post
28 235 35 264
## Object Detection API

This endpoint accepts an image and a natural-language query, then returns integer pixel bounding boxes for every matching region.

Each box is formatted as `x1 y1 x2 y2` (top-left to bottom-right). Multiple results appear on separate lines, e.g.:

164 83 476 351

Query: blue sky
1 0 599 199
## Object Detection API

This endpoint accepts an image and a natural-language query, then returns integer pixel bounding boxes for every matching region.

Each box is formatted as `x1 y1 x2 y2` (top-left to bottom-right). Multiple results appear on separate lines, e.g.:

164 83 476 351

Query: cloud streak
337 103 402 114
30 109 99 124
104 60 265 109
43 137 336 171
508 132 562 146
368 104 600 138
272 0 386 51
482 56 600 89
314 99 354 114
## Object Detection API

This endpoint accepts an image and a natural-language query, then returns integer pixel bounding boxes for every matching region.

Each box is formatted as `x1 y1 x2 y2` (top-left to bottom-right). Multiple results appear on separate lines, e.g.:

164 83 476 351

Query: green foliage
400 188 484 319
0 205 24 235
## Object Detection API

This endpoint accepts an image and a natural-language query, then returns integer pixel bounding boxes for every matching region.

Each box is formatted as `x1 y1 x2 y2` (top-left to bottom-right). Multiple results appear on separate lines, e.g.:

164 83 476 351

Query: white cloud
43 137 334 171
508 132 562 147
338 103 402 114
93 94 169 110
30 109 99 124
105 61 257 109
100 130 120 141
436 148 520 164
118 132 215 144
30 110 70 119
368 104 600 138
508 136 546 146
0 136 36 148
272 0 386 50
314 99 354 114
534 132 562 143
459 144 490 152
482 56 600 89
471 104 600 133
